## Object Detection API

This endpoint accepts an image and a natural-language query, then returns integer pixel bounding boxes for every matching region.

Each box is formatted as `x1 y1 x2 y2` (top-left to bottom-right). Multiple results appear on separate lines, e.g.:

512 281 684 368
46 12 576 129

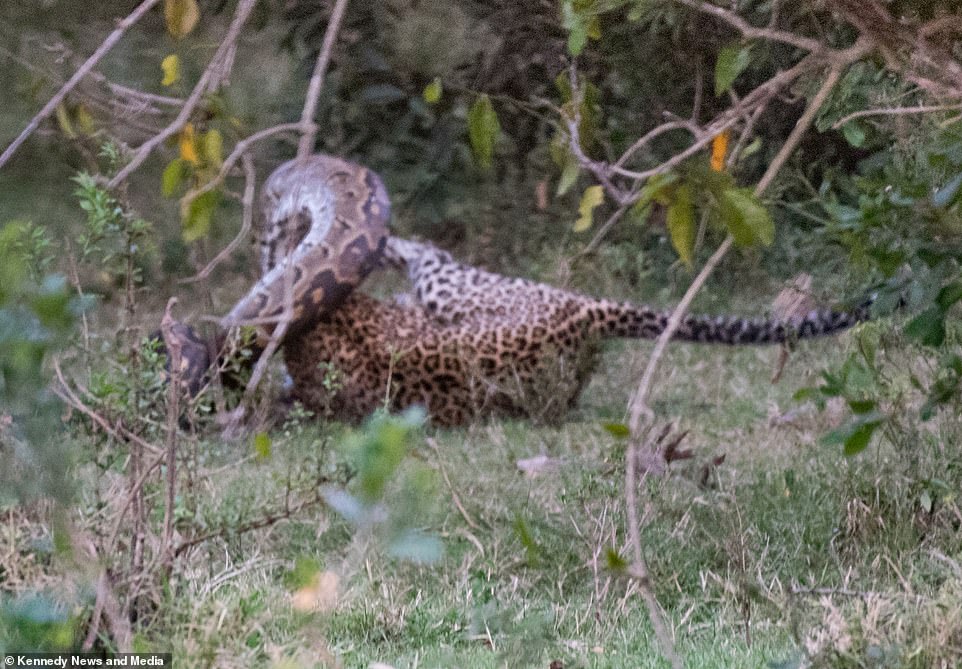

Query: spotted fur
382 237 871 344
284 238 870 426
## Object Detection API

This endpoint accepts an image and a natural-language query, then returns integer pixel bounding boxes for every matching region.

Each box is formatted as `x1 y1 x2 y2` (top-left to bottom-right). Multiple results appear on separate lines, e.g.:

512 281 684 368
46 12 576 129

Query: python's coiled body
225 155 389 339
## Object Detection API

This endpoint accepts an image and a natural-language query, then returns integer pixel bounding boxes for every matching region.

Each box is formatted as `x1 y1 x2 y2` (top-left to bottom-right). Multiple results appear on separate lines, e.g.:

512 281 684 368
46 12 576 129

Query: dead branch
833 102 962 129
0 0 163 170
297 0 351 158
159 299 182 572
174 490 325 557
672 0 825 53
52 359 162 456
108 0 258 188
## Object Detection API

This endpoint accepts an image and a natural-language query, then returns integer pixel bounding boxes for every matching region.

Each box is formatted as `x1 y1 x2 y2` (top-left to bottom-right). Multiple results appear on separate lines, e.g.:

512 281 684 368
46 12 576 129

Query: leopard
282 237 872 427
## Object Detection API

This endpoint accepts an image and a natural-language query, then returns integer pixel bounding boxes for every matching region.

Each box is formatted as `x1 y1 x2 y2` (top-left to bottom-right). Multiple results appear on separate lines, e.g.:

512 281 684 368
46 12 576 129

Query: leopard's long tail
587 297 873 344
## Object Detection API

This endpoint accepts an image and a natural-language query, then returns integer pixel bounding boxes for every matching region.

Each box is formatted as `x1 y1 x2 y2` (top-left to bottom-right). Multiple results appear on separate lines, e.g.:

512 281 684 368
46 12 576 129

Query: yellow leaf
55 103 76 138
423 77 442 104
75 104 95 135
574 185 604 232
161 54 180 87
164 0 200 39
201 129 223 168
179 123 199 165
710 129 730 172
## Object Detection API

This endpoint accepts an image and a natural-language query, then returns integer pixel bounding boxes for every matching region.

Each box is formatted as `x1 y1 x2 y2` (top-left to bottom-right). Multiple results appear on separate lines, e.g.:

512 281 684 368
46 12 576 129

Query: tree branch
0 0 163 170
672 0 825 53
832 102 962 129
297 0 351 159
108 0 257 188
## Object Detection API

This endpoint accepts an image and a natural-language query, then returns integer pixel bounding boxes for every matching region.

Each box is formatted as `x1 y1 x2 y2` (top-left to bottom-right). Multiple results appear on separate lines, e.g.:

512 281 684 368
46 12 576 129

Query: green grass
119 331 962 667
5 271 962 668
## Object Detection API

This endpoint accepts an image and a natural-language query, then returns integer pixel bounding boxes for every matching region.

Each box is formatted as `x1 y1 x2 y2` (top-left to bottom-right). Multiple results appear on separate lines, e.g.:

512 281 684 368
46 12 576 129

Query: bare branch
0 0 163 170
613 53 822 181
108 0 258 188
159 298 182 572
672 0 825 53
625 64 844 436
181 153 259 284
573 204 631 260
833 102 962 129
564 64 632 205
297 0 351 158
612 120 700 171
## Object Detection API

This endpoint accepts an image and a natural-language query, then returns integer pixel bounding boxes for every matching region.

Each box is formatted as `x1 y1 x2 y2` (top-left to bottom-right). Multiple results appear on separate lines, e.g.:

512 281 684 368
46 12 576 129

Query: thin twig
832 102 962 128
297 0 350 158
672 0 825 53
174 492 324 556
108 0 257 188
573 204 630 260
427 437 482 531
0 0 163 170
159 299 181 572
181 152 259 283
52 360 162 456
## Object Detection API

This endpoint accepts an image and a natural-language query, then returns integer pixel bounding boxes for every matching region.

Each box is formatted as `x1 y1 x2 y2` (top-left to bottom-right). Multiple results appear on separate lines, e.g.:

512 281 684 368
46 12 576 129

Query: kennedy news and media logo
3 654 171 667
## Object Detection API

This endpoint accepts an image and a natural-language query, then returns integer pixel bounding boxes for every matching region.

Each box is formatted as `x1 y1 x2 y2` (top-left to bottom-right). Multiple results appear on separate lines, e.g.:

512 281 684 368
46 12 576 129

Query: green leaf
467 94 500 170
937 282 962 310
741 137 763 158
201 129 223 168
932 172 962 208
842 422 880 456
556 158 580 196
905 306 946 347
574 185 604 232
847 399 876 414
567 20 588 56
253 432 272 460
841 122 866 148
636 172 680 209
720 187 774 248
180 190 220 242
715 42 752 96
54 103 75 139
602 422 630 439
423 77 442 104
161 54 180 87
822 411 884 456
513 514 543 564
161 159 187 198
666 184 696 268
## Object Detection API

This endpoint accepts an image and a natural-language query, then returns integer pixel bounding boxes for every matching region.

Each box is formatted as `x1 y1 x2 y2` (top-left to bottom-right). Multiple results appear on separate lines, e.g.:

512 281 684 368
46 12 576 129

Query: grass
4 268 962 669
